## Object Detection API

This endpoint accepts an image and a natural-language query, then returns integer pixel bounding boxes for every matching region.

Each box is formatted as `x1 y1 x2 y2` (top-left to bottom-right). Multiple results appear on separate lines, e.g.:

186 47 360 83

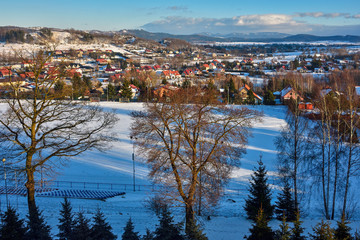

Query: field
0 102 358 239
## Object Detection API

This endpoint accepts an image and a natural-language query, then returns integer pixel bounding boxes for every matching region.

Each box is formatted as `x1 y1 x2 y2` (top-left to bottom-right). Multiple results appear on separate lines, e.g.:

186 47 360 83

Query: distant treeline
0 28 26 43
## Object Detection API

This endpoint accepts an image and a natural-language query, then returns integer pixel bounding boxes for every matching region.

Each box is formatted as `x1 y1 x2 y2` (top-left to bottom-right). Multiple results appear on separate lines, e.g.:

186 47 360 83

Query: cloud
141 14 360 36
167 6 188 11
294 12 360 19
233 14 297 26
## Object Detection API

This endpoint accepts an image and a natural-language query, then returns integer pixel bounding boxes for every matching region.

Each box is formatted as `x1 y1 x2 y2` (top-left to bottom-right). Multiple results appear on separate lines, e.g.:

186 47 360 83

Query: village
0 30 359 109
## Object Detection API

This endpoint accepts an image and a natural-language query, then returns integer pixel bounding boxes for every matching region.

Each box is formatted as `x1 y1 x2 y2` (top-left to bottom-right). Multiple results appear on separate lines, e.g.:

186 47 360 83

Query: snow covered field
0 102 359 239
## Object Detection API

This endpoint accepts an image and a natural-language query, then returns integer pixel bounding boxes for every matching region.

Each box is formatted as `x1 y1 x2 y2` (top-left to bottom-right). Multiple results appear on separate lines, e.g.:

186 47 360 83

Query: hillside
1 103 359 239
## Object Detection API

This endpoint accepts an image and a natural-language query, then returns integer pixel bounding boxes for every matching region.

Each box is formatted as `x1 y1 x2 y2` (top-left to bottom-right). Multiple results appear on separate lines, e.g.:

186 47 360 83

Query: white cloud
142 14 360 35
233 14 296 26
294 12 358 18
167 6 188 11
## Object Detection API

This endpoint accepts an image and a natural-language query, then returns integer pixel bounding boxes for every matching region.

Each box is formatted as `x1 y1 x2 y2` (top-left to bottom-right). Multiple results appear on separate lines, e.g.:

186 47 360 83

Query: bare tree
342 81 360 219
275 99 312 211
131 87 261 234
0 49 117 217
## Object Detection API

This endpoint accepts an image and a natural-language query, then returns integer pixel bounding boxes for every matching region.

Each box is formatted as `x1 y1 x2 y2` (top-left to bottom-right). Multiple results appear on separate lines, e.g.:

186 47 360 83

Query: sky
1 0 360 36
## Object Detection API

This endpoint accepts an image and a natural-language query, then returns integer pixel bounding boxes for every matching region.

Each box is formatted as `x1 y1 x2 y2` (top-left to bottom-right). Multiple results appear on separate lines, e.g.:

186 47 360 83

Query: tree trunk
342 148 352 219
185 202 195 235
331 109 342 220
331 150 339 220
25 167 37 216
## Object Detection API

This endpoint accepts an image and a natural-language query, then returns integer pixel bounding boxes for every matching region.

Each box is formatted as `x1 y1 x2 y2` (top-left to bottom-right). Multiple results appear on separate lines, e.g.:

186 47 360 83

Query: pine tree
90 208 117 240
244 159 274 221
275 180 296 221
275 214 291 240
108 83 117 101
309 220 334 240
264 90 276 105
0 206 27 240
121 80 133 99
245 207 274 240
25 206 52 240
142 229 154 240
122 218 140 240
246 89 256 105
291 211 306 240
355 231 360 240
72 211 92 240
334 217 352 240
58 198 75 240
153 207 184 240
185 219 208 240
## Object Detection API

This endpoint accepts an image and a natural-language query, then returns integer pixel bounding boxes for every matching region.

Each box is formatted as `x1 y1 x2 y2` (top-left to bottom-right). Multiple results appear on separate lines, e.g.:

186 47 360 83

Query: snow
0 42 133 56
0 103 359 239
197 41 360 46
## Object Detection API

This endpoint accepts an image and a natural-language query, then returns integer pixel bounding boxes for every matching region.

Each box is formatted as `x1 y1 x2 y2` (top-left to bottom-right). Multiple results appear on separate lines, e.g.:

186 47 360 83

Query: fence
1 179 248 196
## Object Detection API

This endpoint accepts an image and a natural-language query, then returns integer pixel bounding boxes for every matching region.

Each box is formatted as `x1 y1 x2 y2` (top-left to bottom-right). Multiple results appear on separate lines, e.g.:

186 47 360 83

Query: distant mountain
119 29 223 42
281 34 360 42
201 32 291 39
1 26 359 44
120 29 360 43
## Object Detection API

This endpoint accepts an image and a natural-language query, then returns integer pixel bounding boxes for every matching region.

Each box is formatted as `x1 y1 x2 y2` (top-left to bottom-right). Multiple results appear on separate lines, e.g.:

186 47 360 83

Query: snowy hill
0 102 359 239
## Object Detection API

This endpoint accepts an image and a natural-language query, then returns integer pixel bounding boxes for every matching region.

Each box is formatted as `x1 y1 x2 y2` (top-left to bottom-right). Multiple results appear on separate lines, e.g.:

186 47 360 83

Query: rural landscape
0 1 360 239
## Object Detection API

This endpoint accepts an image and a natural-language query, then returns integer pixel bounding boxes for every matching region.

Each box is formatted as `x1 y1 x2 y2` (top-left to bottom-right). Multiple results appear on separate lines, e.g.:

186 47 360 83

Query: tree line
243 159 359 240
0 198 206 240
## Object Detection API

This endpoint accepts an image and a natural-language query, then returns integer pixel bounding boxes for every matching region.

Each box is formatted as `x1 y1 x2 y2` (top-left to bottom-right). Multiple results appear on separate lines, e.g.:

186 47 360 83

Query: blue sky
1 0 360 35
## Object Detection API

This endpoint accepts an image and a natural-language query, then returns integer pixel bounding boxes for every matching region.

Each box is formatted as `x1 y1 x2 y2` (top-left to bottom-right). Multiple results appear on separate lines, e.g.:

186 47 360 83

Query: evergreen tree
161 78 168 85
54 80 65 94
121 80 133 99
228 78 237 102
25 206 52 240
58 198 75 240
334 217 352 240
264 90 276 105
185 219 208 240
122 218 140 240
309 220 334 240
182 79 191 88
245 207 274 240
142 229 154 240
275 214 291 240
291 211 306 240
72 211 92 240
107 83 117 101
0 206 27 240
355 231 360 240
275 180 296 221
207 80 216 90
90 208 117 240
244 159 274 221
153 207 184 240
246 89 256 105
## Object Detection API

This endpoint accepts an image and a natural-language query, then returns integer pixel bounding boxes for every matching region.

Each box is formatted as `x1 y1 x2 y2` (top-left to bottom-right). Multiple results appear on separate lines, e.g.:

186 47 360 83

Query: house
0 68 12 77
153 85 179 99
161 70 181 80
238 84 263 104
298 102 313 110
96 59 109 65
0 78 26 87
278 87 303 103
129 84 140 99
355 86 360 96
66 68 82 78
